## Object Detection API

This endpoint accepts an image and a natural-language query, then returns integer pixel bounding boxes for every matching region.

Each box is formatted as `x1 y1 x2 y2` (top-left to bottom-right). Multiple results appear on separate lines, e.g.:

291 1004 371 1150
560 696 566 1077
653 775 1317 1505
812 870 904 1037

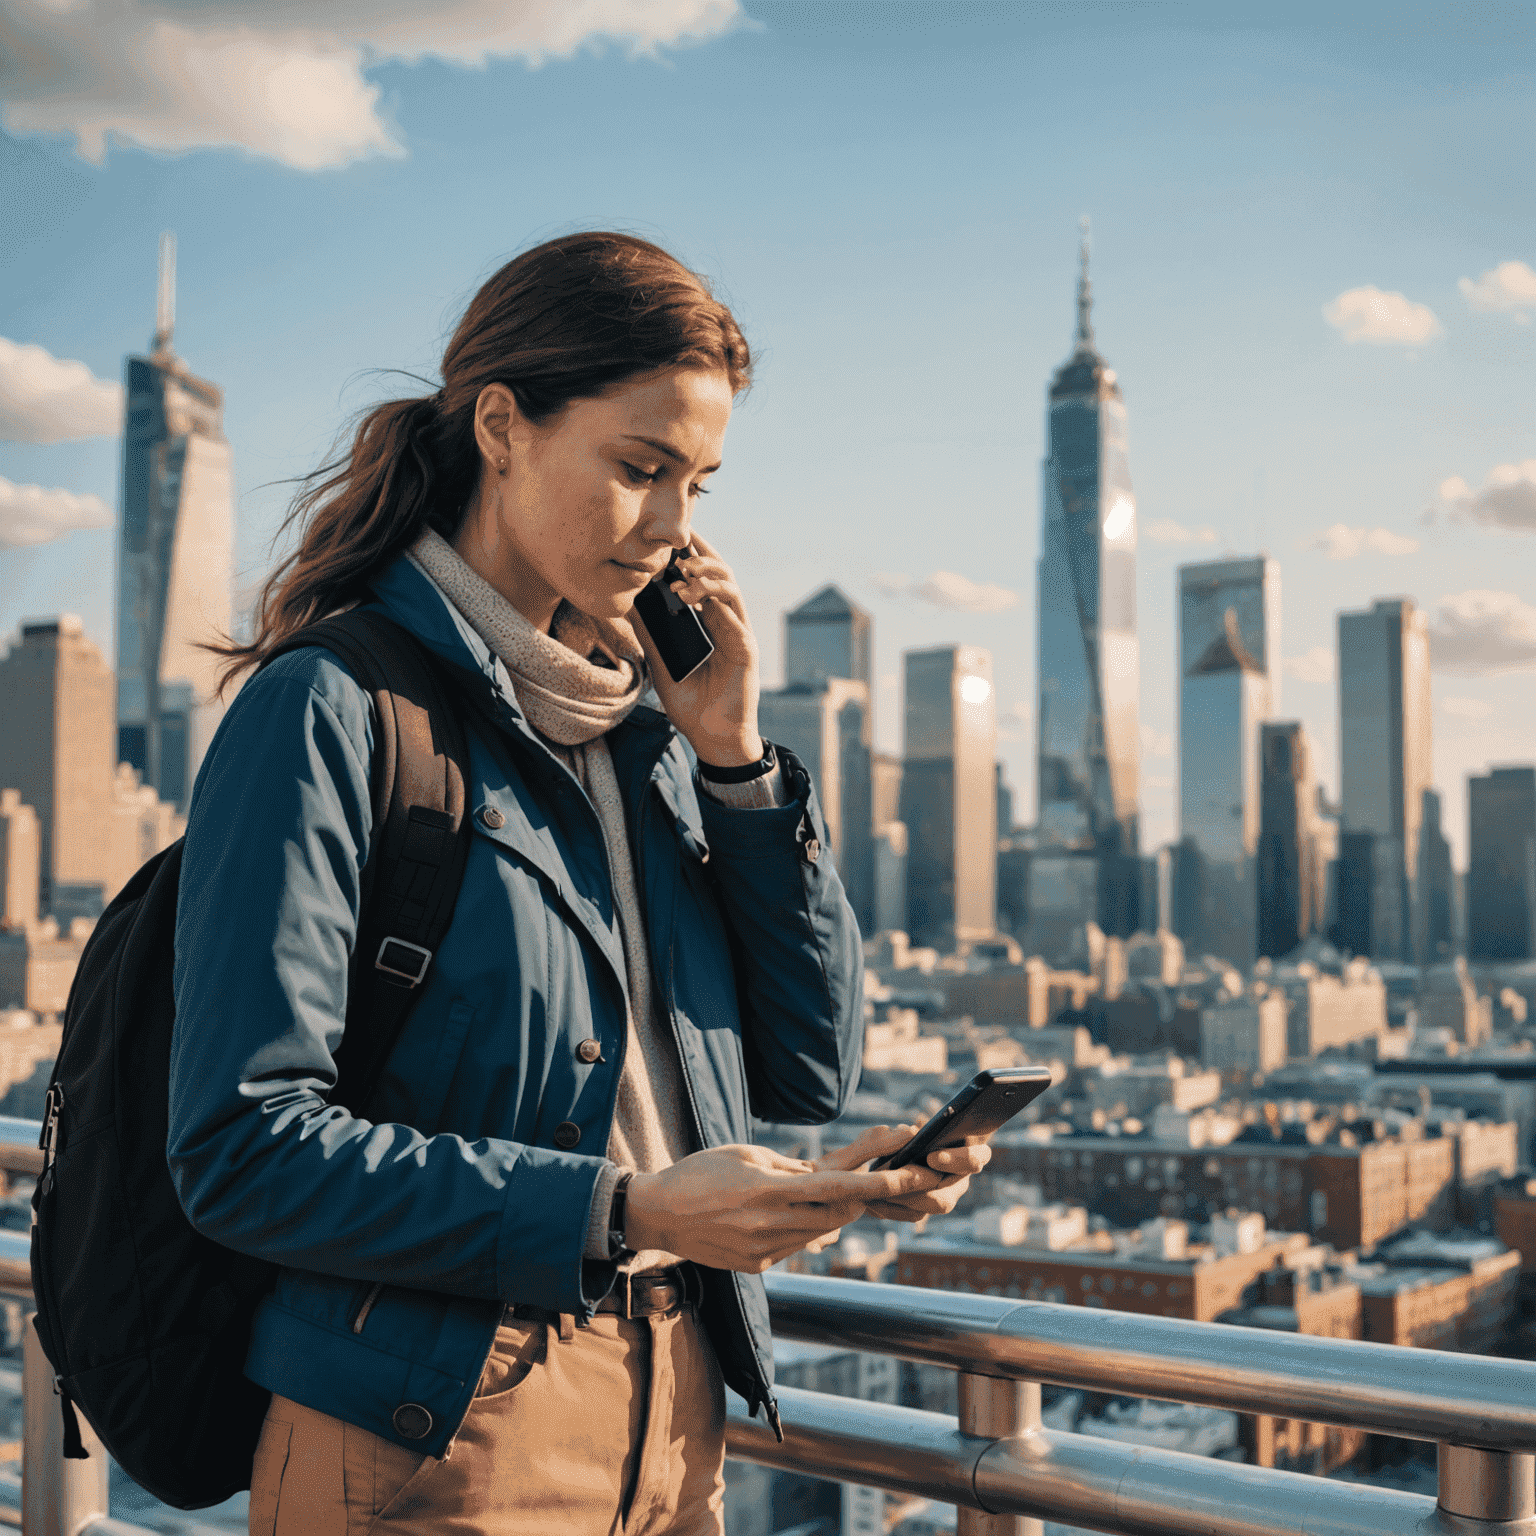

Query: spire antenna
1075 215 1094 351
154 231 176 355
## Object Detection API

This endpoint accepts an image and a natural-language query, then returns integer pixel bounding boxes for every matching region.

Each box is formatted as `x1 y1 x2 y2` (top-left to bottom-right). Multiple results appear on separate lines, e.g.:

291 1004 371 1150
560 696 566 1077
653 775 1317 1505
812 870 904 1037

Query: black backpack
29 609 473 1509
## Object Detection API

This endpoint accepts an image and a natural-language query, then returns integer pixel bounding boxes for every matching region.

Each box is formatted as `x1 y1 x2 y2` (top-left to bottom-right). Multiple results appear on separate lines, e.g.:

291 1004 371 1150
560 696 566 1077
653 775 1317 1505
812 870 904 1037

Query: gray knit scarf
409 527 644 745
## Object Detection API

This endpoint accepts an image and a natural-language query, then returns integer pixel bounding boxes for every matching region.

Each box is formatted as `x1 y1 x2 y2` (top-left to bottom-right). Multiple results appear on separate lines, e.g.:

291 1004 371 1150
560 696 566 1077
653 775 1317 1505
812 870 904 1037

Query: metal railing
5 1111 1536 1535
729 1271 1536 1535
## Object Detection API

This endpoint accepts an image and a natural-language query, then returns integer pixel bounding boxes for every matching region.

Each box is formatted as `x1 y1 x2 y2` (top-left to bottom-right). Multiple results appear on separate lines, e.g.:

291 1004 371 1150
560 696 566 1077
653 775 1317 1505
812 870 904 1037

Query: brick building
1279 964 1386 1057
1495 1179 1536 1273
993 1131 1458 1251
1222 1271 1365 1474
894 1230 1310 1321
0 919 92 1016
1354 1251 1520 1352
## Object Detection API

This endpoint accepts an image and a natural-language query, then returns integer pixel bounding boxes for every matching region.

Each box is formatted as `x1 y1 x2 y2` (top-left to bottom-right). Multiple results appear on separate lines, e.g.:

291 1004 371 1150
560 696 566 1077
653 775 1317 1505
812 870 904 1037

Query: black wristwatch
697 742 777 784
606 1170 636 1260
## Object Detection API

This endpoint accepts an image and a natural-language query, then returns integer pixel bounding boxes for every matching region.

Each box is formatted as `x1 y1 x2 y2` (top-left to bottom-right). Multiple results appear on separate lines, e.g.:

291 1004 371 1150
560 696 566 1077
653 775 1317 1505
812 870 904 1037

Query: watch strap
607 1170 636 1260
697 742 777 784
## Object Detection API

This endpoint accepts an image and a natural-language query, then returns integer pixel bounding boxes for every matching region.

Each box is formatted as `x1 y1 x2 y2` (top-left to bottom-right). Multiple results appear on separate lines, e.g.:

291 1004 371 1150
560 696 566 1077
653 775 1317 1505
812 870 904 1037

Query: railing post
957 1373 1042 1536
23 1323 109 1536
1438 1442 1536 1530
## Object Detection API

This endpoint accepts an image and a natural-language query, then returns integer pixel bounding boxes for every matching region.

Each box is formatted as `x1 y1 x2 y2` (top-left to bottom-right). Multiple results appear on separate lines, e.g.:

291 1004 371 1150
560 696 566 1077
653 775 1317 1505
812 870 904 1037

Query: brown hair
216 231 752 687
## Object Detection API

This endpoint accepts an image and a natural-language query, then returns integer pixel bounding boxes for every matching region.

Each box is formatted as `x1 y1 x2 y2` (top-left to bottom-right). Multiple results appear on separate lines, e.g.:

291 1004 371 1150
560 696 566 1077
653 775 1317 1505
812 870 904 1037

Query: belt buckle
621 1271 636 1320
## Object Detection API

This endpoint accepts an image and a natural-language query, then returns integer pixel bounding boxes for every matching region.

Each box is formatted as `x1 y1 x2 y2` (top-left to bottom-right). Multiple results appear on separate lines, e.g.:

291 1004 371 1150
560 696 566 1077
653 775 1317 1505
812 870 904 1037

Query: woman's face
463 365 734 627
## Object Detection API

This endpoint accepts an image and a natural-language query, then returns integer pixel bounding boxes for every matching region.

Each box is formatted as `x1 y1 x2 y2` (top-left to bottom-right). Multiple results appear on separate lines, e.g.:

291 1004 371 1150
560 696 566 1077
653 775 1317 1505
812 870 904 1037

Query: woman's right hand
623 1144 954 1273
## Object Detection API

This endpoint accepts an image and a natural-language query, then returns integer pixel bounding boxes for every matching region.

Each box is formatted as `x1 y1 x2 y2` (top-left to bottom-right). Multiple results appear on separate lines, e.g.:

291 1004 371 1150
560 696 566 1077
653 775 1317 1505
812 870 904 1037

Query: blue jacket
168 555 864 1458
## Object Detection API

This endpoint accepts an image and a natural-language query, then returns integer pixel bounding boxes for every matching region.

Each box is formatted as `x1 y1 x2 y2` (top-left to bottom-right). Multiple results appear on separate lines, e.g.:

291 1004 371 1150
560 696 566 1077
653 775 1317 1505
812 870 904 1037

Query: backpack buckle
39 1083 64 1169
375 937 432 988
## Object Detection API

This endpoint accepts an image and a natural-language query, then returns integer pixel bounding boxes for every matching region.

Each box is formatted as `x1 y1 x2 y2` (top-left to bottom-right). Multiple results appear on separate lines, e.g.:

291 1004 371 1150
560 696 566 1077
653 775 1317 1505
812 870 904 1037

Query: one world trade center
1030 223 1143 953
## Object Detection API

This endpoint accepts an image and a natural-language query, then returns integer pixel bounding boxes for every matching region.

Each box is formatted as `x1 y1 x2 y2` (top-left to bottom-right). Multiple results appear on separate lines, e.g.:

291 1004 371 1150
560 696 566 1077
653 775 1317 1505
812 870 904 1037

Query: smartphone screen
869 1067 1054 1172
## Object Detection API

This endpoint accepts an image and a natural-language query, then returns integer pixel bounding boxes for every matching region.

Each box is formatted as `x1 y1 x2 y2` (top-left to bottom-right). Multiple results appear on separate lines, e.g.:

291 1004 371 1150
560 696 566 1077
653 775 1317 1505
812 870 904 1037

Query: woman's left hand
815 1125 991 1224
632 530 763 768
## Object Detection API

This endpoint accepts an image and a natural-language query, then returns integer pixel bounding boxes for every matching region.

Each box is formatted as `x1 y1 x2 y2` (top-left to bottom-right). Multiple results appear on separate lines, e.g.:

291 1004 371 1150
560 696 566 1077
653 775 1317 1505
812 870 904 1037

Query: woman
169 232 986 1536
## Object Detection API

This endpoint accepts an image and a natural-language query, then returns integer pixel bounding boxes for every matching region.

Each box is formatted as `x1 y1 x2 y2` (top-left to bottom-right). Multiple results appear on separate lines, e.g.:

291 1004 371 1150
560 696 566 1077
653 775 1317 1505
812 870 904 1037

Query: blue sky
3 0 1534 861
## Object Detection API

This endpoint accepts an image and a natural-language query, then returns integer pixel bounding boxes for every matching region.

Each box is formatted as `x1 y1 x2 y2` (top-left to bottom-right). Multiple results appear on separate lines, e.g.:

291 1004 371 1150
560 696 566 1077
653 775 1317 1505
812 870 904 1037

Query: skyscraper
1031 221 1140 944
1176 557 1280 965
901 644 996 945
1467 766 1536 961
1338 598 1432 960
117 233 234 811
784 584 871 690
760 583 876 932
0 617 177 920
1257 721 1325 960
759 677 873 934
1418 787 1454 962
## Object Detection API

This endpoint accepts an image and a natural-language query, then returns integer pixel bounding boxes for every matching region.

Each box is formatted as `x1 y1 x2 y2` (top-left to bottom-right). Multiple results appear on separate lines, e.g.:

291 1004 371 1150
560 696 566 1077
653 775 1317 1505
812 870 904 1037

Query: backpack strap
261 609 472 1112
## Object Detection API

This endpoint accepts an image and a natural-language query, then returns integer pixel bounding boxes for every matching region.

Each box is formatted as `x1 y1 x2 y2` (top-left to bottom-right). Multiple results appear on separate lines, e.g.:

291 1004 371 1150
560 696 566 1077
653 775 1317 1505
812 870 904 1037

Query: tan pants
248 1305 726 1536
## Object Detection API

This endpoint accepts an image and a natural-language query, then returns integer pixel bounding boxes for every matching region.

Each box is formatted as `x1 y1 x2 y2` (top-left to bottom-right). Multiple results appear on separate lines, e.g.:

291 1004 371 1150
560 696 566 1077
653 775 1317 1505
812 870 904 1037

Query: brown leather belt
506 1263 700 1326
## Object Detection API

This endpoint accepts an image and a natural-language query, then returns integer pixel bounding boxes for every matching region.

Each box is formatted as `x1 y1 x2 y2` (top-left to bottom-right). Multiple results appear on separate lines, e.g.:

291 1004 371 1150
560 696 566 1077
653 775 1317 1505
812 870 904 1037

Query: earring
497 458 508 476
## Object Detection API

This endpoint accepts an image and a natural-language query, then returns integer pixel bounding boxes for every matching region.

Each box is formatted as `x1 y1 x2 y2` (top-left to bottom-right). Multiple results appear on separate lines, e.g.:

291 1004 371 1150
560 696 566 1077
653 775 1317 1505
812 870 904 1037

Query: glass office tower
1176 557 1280 965
901 645 997 945
1257 722 1325 961
1338 598 1432 960
1032 224 1141 945
1467 767 1536 961
116 235 234 811
784 583 871 691
762 583 876 931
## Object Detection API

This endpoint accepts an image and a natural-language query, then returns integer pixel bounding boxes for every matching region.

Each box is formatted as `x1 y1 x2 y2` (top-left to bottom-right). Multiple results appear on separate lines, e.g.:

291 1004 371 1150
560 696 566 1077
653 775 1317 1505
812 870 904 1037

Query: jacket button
392 1403 433 1440
478 806 505 830
803 837 821 865
553 1121 582 1149
576 1039 603 1064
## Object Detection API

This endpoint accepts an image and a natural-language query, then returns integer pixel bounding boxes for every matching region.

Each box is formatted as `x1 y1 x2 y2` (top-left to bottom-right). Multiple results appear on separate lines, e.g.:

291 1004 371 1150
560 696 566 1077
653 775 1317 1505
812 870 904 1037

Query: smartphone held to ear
633 549 715 682
869 1066 1054 1173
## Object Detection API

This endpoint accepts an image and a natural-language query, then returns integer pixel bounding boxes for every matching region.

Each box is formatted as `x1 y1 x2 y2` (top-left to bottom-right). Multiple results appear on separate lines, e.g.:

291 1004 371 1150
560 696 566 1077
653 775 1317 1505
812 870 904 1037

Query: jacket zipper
351 1281 384 1334
640 784 782 1441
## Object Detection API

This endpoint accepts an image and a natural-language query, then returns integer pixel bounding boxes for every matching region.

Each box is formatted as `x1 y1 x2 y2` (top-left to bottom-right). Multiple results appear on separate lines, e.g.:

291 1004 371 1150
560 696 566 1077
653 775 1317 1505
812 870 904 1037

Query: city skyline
3 4 1534 867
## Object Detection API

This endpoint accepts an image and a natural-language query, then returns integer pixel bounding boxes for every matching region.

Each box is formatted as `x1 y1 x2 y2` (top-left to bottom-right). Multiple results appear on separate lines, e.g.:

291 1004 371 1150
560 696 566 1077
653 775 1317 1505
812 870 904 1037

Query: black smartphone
633 549 715 682
869 1066 1055 1172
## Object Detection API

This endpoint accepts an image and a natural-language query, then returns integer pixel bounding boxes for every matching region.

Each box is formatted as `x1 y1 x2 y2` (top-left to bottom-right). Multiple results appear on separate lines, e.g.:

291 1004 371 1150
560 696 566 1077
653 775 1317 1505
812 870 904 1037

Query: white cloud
1436 460 1536 534
1146 518 1217 545
0 477 113 546
0 0 743 169
1308 524 1420 560
0 336 123 442
1440 697 1494 721
1284 647 1333 684
912 570 1018 613
1323 286 1443 347
873 569 1019 613
1431 591 1536 676
1459 261 1536 321
1140 725 1172 759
